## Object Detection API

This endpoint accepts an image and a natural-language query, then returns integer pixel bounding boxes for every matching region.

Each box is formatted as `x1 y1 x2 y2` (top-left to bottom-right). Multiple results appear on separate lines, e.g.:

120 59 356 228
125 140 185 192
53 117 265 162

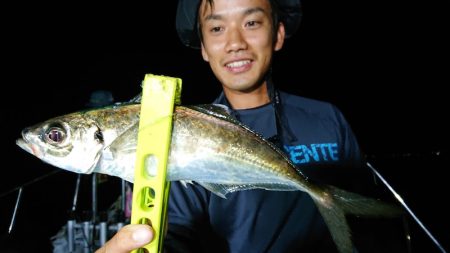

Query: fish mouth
16 138 42 158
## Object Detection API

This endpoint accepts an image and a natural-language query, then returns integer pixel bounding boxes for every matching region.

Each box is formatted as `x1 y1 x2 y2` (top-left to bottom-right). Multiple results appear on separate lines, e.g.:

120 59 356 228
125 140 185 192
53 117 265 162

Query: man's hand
95 224 154 253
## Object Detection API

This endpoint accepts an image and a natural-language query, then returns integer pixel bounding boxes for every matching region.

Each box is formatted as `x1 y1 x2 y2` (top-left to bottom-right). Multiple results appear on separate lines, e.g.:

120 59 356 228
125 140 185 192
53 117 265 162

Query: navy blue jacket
165 91 374 253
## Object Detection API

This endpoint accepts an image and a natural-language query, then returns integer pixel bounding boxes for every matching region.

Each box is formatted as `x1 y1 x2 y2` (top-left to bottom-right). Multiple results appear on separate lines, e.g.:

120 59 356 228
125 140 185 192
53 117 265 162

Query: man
97 0 385 252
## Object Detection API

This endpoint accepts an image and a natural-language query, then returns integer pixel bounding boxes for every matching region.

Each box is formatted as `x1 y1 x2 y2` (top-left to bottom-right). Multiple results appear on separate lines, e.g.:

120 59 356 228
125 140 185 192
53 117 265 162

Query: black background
1 1 449 252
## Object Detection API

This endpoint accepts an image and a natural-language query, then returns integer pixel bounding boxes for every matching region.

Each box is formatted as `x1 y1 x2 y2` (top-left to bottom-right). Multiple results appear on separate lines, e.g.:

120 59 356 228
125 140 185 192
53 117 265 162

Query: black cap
176 0 302 49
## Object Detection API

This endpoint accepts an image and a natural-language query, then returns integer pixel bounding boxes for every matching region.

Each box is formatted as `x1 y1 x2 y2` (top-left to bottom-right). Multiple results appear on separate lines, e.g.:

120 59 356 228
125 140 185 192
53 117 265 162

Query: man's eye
210 26 223 33
246 20 261 28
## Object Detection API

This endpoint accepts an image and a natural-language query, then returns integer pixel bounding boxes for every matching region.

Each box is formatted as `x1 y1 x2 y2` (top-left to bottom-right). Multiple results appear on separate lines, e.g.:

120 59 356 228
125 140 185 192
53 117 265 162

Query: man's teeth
226 60 250 68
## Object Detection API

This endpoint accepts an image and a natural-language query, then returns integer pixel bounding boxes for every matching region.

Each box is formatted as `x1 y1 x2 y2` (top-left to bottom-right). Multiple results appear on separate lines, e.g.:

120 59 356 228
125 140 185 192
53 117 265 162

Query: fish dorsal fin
129 80 144 103
129 93 142 103
187 104 245 127
188 103 304 176
188 104 270 140
189 104 232 118
210 103 232 114
102 93 141 108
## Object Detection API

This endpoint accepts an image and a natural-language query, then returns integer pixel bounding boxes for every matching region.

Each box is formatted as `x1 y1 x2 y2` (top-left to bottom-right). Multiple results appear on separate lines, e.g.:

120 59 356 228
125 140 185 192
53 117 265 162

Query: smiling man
96 0 380 252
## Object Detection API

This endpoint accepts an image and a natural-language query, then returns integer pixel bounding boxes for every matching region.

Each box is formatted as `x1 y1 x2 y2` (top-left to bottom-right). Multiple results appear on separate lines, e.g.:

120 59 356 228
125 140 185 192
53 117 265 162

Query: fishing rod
0 170 61 199
8 187 23 234
366 161 447 253
0 170 61 236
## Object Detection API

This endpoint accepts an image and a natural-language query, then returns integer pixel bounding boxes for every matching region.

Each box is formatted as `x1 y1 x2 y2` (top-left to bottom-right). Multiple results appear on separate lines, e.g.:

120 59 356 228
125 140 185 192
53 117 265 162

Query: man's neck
223 84 270 110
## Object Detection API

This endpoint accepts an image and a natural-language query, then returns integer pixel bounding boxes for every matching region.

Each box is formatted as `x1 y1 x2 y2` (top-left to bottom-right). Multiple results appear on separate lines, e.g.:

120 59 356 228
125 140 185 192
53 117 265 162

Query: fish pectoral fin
107 123 138 154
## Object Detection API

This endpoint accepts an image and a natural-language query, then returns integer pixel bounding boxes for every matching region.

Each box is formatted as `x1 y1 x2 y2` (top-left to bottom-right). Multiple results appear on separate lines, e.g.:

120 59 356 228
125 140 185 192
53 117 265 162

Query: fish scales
16 102 403 253
169 106 308 190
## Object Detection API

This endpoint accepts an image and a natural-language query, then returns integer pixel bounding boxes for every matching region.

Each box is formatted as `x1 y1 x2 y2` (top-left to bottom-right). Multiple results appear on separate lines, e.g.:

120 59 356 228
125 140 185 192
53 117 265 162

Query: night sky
2 1 449 252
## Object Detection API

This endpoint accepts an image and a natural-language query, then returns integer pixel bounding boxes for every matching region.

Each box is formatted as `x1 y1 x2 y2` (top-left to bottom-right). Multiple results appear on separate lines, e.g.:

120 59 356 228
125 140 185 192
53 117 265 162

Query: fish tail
311 185 402 253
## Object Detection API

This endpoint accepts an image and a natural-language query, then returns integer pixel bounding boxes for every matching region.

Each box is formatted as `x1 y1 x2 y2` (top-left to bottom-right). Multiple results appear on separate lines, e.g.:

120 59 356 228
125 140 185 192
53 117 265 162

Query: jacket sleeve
332 105 365 168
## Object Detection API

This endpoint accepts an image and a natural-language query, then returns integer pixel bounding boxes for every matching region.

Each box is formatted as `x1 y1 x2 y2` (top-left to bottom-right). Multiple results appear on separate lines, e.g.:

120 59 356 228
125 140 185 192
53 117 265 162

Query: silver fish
16 102 401 253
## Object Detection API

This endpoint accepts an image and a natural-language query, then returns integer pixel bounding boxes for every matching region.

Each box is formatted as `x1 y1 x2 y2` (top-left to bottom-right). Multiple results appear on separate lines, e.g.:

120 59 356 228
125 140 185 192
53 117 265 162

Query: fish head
16 113 106 174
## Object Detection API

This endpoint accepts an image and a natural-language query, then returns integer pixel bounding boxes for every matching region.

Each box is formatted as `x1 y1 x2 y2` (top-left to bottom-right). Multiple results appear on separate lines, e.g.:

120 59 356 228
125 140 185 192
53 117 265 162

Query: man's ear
201 43 209 62
274 22 286 51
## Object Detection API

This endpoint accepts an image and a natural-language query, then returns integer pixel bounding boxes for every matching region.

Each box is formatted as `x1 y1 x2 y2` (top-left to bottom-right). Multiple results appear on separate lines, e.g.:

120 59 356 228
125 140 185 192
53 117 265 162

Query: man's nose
225 27 248 53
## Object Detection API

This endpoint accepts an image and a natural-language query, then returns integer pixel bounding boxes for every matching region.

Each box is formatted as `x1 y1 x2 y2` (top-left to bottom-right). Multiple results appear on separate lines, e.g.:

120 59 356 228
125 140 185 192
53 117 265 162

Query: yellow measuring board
131 74 182 253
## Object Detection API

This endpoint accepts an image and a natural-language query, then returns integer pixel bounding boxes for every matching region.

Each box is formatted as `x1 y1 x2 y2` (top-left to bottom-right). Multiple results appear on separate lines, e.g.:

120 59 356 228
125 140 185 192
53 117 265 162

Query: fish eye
95 130 104 143
45 127 66 144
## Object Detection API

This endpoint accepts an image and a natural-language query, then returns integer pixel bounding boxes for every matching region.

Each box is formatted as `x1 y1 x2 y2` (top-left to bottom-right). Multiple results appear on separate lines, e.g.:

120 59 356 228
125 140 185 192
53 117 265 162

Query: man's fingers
95 224 153 253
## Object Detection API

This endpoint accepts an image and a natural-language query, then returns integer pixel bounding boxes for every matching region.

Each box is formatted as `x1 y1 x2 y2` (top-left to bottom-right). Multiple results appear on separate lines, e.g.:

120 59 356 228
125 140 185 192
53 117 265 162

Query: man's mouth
225 60 252 73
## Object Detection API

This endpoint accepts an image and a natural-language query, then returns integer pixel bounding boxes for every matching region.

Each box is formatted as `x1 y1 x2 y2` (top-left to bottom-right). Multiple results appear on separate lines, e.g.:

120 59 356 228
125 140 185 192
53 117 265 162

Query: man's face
199 0 285 94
